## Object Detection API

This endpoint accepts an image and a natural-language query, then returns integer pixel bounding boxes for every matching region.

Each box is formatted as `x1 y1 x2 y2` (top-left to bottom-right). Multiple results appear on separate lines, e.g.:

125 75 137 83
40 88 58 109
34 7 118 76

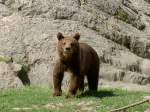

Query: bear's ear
57 32 64 40
73 32 80 41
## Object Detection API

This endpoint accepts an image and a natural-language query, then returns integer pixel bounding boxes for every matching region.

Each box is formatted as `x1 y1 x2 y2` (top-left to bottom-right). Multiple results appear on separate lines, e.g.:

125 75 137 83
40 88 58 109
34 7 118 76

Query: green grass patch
0 87 150 112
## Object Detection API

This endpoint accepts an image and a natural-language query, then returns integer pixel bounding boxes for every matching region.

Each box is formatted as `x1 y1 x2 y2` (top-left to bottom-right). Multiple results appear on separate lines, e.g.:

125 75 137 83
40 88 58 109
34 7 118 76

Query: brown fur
53 32 100 98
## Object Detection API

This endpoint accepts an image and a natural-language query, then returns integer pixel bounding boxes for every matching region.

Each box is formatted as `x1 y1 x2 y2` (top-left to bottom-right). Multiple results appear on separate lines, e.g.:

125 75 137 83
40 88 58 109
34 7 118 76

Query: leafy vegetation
145 0 150 4
0 87 150 112
114 8 145 30
114 8 129 22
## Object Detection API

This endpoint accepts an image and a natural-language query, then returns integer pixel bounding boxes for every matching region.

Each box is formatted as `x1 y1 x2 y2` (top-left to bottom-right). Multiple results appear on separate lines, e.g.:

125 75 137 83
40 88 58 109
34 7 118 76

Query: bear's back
79 43 99 74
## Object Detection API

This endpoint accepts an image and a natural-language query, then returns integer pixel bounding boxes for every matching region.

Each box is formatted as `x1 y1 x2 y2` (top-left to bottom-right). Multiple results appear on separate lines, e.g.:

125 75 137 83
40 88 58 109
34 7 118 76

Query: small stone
144 109 150 112
12 107 32 110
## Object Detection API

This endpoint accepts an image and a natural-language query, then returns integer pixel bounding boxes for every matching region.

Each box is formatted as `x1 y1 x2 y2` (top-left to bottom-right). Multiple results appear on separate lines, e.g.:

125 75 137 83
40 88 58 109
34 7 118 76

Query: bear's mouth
64 48 73 54
64 50 73 54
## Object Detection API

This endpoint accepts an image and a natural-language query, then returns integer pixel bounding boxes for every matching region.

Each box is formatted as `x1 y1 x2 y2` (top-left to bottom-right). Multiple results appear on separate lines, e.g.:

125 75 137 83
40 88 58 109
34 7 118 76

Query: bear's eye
71 43 74 46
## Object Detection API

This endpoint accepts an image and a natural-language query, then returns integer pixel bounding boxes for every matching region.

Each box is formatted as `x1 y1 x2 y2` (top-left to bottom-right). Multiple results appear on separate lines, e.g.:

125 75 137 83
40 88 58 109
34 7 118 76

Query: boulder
0 4 11 18
140 59 150 76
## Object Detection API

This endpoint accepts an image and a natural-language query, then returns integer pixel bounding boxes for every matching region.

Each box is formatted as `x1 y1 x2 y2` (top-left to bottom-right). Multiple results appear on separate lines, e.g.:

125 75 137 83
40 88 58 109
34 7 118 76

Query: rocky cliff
0 0 150 90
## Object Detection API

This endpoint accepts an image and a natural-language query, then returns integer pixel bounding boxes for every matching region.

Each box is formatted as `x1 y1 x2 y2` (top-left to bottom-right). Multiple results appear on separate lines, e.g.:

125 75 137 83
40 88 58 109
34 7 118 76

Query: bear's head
56 32 80 61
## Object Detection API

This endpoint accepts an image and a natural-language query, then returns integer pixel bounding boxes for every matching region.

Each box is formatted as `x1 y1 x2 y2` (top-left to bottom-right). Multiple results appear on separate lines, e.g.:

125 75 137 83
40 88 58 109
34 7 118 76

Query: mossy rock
0 56 12 63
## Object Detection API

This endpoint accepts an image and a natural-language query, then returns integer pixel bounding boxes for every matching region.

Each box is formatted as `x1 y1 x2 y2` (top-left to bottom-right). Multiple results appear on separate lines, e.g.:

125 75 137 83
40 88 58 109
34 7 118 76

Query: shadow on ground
77 90 115 98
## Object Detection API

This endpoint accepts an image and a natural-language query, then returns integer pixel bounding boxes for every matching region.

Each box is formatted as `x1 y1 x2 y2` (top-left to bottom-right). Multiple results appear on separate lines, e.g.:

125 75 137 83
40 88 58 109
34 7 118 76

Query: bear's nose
65 47 71 51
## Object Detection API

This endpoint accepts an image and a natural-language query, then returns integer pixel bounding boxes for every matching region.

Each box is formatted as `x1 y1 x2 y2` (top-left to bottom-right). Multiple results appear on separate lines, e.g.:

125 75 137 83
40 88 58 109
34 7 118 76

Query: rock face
0 62 23 90
0 0 150 89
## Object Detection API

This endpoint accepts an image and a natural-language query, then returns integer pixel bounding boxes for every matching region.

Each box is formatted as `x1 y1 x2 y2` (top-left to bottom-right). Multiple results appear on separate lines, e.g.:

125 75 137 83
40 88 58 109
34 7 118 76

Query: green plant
114 8 129 22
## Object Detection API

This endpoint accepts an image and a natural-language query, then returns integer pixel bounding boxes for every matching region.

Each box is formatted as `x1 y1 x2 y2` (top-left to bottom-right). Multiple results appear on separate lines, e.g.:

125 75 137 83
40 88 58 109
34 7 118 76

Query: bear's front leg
66 72 80 98
53 73 63 96
53 62 64 96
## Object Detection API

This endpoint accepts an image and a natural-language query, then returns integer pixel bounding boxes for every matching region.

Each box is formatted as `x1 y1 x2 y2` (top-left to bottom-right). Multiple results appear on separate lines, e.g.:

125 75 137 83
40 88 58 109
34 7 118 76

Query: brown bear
53 32 100 98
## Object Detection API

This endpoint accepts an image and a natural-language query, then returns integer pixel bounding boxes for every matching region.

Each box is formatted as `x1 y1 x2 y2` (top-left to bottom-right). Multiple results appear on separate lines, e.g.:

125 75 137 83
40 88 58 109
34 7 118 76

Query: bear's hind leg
78 75 84 92
87 70 99 91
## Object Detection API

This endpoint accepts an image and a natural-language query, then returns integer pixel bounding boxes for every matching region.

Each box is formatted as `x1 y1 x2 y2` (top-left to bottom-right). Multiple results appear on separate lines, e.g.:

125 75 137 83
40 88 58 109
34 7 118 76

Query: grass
0 86 150 112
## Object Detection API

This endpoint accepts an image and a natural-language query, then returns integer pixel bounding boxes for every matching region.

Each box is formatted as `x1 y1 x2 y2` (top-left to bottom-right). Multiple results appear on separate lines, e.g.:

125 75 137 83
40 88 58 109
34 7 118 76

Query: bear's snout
64 45 72 53
65 47 71 51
